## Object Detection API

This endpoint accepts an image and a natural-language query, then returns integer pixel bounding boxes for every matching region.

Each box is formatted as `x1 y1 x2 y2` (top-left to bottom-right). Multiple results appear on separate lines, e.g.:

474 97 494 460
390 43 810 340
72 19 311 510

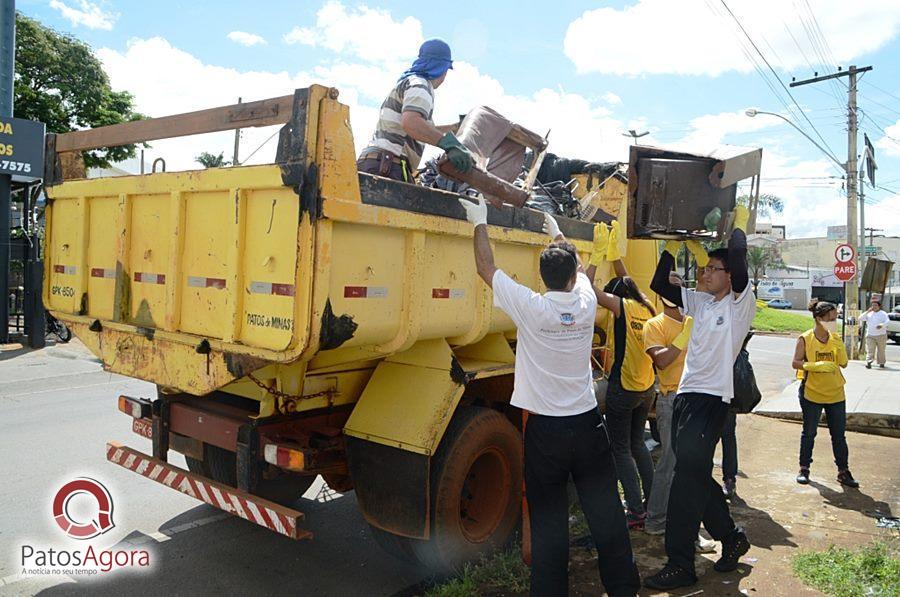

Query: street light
744 108 843 168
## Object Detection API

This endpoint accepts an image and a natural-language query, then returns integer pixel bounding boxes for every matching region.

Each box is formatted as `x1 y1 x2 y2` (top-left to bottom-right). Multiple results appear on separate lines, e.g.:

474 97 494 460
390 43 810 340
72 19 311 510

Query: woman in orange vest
791 299 859 487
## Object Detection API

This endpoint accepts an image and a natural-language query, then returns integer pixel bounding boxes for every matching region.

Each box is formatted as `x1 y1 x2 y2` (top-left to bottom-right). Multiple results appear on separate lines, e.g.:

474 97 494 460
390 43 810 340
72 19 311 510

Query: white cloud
49 0 118 30
283 27 318 46
875 119 900 158
564 0 900 76
602 92 622 105
282 1 423 63
227 31 267 47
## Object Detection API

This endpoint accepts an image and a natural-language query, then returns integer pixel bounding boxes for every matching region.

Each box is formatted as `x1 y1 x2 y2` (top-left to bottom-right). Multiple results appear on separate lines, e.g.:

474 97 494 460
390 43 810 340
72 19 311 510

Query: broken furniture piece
626 145 762 240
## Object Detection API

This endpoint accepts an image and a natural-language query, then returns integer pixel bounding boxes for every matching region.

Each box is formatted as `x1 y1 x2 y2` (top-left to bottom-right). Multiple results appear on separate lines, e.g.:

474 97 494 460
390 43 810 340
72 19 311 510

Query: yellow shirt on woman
799 328 848 404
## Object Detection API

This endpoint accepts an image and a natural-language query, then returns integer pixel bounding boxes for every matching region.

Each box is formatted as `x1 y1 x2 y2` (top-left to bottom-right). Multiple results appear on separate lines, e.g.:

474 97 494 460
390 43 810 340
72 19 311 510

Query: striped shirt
362 75 435 170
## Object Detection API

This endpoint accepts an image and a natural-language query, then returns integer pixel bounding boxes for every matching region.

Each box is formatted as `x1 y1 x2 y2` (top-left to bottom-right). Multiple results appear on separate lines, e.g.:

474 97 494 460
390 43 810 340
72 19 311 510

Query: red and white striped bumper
106 442 312 540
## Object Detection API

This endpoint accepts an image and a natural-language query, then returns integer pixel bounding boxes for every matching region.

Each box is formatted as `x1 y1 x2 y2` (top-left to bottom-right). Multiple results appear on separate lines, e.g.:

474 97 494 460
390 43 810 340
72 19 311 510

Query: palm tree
737 193 784 218
747 245 784 296
195 151 231 168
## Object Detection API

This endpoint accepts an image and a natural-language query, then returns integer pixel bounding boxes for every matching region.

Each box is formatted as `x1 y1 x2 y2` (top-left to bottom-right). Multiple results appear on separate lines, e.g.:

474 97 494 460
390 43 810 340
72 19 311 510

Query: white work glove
542 212 562 239
458 197 487 227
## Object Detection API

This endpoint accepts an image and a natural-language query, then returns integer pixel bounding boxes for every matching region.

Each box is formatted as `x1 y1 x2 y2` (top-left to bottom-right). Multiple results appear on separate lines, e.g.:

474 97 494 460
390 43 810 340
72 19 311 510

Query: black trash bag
731 343 761 414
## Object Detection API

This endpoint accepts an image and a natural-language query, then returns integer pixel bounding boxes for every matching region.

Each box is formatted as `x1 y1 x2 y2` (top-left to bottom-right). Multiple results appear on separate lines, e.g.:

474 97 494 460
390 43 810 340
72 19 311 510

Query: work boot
714 527 750 572
866 361 872 369
796 468 810 484
838 469 860 488
723 477 737 499
643 564 697 590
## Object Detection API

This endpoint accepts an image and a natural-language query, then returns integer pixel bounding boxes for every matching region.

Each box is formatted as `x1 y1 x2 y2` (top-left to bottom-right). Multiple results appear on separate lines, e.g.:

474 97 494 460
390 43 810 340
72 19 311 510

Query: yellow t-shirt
606 298 655 392
643 313 687 394
799 328 848 404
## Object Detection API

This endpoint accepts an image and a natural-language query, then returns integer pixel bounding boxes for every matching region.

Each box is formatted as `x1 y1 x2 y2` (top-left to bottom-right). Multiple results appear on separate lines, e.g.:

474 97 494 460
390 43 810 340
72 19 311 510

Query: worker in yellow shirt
586 222 656 529
791 299 858 488
642 270 694 535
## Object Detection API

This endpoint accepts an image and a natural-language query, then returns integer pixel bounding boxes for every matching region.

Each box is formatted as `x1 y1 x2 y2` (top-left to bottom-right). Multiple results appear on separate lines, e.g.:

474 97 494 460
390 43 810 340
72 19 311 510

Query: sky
18 0 900 239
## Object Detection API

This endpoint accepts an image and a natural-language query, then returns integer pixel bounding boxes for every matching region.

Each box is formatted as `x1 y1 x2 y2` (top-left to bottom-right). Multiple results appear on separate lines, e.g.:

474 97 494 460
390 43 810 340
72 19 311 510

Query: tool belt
359 150 407 177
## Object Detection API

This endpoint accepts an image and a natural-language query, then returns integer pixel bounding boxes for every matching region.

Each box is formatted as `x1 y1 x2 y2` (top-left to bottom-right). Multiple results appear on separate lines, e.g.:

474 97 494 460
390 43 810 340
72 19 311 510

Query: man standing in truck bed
458 197 640 597
357 39 474 182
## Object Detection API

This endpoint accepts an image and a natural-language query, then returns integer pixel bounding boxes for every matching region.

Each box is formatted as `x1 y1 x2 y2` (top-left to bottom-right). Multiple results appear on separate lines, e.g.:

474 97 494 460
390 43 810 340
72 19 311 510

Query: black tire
410 406 522 573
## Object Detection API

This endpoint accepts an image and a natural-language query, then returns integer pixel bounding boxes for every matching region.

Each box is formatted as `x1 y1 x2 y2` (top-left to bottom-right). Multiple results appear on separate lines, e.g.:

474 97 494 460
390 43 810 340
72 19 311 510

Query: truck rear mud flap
106 441 312 540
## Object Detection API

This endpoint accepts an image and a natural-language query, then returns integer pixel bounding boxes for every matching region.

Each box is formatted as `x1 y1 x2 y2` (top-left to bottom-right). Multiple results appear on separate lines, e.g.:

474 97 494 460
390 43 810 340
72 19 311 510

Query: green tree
747 245 785 296
14 12 144 169
195 152 231 168
737 193 784 218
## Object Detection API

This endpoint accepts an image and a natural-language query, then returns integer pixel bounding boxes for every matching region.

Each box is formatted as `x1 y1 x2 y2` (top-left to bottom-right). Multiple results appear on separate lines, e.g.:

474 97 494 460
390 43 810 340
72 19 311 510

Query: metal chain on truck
246 373 336 413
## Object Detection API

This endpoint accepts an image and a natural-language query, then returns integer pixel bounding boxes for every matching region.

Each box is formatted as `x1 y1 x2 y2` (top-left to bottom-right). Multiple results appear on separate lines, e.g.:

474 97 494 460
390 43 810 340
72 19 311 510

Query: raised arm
459 198 496 286
650 241 684 307
728 206 750 296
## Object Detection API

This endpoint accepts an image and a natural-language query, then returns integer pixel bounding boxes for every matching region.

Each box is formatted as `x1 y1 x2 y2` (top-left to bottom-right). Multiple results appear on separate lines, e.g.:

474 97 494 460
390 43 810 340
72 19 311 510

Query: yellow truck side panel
85 197 118 321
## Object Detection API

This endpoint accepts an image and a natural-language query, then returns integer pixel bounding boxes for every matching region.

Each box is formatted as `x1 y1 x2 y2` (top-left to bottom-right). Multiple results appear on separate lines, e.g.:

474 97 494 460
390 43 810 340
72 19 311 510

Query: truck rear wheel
410 406 522 573
187 444 314 507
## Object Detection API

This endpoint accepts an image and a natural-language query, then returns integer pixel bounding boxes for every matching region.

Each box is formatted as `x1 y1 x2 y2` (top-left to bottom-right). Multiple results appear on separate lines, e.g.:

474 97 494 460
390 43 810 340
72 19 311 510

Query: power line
717 0 841 166
861 80 900 105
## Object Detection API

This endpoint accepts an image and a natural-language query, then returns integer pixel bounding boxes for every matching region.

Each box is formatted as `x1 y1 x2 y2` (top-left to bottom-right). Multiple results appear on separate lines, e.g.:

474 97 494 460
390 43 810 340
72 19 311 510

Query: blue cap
399 39 453 81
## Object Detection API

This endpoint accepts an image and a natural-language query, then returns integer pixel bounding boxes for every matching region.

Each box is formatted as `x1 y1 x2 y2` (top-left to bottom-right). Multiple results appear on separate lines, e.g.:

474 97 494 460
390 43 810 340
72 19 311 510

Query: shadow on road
729 493 798 551
36 490 434 597
808 480 894 521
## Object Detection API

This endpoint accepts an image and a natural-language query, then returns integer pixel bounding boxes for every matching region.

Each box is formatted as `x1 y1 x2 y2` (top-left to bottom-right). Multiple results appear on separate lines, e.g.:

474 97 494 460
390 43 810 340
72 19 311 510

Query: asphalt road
0 341 428 597
1 335 897 596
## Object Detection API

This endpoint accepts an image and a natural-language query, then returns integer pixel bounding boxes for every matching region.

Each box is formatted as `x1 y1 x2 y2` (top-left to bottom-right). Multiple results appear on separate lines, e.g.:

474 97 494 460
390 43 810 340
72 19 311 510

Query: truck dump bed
43 85 654 396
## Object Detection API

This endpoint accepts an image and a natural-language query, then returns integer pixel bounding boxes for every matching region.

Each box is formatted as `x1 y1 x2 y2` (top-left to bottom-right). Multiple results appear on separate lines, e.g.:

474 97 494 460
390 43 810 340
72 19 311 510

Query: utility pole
791 64 872 357
0 0 15 344
232 97 241 166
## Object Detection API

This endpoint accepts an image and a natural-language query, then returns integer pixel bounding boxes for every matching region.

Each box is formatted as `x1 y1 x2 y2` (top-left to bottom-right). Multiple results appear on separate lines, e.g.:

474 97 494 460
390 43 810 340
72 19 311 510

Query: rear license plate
132 418 153 439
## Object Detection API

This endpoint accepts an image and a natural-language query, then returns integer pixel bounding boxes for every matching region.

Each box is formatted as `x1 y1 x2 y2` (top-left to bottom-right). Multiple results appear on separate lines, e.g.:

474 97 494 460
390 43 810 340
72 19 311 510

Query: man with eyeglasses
643 206 757 591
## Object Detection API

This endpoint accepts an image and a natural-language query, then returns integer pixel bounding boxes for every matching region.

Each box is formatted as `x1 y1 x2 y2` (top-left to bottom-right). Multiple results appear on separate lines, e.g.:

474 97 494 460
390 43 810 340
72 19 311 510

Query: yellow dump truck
42 85 657 571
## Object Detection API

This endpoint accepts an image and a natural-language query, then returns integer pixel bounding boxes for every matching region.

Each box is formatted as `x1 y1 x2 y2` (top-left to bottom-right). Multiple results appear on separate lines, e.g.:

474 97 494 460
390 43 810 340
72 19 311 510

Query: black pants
665 393 737 574
525 408 640 597
799 391 849 470
720 410 738 481
605 381 655 514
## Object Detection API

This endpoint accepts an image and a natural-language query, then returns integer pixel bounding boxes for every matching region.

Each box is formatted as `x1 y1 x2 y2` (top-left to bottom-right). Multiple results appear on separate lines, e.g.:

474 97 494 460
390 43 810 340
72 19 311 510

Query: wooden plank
55 94 296 152
506 124 547 151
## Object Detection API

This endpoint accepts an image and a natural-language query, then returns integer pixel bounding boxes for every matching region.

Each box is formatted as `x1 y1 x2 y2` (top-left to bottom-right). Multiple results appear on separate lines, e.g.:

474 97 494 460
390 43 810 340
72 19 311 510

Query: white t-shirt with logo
861 309 889 337
678 285 757 402
492 269 597 416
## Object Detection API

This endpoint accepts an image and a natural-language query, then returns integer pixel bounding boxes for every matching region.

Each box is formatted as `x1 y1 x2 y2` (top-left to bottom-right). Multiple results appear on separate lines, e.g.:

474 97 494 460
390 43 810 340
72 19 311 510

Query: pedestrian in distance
643 206 756 591
585 221 656 530
458 197 640 597
860 299 889 369
792 299 860 488
357 39 475 183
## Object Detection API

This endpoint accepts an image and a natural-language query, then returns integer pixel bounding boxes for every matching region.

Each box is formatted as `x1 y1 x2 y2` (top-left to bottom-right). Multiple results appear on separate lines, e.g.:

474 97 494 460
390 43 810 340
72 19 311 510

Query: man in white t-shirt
458 197 640 597
860 299 889 368
644 206 756 591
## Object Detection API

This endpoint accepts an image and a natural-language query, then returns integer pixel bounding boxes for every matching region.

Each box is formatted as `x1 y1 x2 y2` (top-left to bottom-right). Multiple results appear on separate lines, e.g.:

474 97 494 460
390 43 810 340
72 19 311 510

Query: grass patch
753 306 814 333
792 540 900 597
426 546 529 597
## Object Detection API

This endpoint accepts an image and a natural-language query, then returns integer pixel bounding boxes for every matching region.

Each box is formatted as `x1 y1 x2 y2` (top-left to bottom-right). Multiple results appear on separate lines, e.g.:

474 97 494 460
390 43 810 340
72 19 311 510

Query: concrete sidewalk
755 360 900 437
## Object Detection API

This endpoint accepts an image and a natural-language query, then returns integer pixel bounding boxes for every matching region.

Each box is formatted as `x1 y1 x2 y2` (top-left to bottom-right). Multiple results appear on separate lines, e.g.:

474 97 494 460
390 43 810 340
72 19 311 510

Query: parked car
887 306 900 344
766 298 793 309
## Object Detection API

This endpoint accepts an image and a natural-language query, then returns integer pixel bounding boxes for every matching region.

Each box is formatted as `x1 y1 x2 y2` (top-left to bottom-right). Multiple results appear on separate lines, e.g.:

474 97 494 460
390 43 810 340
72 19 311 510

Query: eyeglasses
701 265 727 274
